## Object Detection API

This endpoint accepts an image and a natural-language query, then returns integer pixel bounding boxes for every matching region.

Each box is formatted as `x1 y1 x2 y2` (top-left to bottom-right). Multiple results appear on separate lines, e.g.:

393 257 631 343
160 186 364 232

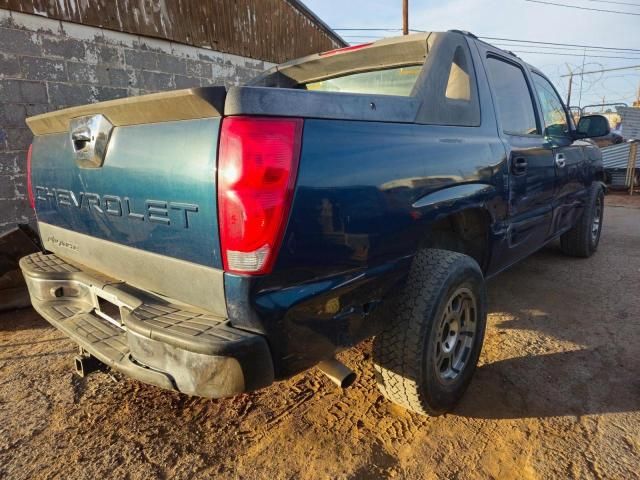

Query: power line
585 0 640 7
339 39 640 59
597 72 640 79
525 0 640 16
494 42 640 55
478 36 640 53
336 30 640 54
510 50 640 60
560 64 640 76
493 42 640 55
340 37 640 56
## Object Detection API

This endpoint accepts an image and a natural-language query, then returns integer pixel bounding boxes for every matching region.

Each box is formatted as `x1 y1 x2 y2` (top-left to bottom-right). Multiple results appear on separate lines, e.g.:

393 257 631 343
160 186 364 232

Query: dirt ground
1 196 639 480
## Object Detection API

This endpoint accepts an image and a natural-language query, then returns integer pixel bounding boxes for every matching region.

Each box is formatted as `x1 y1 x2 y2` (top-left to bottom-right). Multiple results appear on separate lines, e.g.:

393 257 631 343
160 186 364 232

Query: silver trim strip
39 222 227 317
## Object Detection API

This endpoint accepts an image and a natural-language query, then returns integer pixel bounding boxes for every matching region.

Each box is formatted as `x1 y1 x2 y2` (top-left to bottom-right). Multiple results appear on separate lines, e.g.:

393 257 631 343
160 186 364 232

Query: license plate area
91 287 125 329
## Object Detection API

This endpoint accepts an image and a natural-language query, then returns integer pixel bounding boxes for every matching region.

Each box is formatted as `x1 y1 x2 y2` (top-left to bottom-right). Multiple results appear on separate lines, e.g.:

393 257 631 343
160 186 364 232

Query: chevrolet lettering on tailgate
34 186 199 228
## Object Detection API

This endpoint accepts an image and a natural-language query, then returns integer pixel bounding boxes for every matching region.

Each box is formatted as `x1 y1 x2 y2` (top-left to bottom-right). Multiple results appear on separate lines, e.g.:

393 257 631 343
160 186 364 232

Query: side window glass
485 57 539 135
446 46 471 101
532 73 569 137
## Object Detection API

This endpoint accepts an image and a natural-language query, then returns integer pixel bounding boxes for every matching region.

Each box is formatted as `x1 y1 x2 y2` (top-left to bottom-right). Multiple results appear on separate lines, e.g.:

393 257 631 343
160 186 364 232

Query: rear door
482 53 556 264
530 71 588 234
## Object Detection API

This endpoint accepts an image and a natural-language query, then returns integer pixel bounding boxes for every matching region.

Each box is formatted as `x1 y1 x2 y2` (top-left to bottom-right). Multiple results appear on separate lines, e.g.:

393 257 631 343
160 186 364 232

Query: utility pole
566 66 574 106
402 0 409 35
578 48 586 108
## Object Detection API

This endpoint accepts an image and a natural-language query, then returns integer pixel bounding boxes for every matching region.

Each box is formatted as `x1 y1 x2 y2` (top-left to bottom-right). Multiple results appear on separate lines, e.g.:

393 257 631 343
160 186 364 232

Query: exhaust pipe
74 353 104 378
317 358 357 388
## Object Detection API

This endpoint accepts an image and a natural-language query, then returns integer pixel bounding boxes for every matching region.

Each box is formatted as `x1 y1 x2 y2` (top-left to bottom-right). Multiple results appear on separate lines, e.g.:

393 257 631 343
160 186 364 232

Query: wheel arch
412 183 498 273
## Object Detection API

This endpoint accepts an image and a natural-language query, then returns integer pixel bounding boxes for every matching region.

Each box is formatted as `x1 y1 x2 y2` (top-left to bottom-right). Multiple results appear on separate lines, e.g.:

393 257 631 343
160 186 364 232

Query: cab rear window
303 66 422 96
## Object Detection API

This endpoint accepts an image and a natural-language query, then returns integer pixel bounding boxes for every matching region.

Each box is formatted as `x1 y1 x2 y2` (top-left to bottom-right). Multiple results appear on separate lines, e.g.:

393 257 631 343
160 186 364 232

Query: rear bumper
19 252 274 398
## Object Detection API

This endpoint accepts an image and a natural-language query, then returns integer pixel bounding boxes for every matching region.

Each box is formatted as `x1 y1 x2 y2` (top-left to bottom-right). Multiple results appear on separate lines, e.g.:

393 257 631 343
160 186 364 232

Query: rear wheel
373 249 487 416
560 184 604 258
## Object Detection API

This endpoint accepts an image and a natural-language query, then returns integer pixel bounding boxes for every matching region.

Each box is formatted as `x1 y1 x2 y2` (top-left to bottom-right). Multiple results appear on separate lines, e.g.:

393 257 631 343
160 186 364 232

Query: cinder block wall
0 9 273 235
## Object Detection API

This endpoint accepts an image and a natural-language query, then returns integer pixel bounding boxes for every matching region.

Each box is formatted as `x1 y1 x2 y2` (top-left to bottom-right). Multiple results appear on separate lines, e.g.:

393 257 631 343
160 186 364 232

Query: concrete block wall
0 9 273 235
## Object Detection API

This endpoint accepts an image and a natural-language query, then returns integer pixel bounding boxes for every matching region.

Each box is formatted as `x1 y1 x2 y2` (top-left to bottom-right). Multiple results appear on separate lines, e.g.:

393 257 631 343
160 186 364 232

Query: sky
303 0 640 109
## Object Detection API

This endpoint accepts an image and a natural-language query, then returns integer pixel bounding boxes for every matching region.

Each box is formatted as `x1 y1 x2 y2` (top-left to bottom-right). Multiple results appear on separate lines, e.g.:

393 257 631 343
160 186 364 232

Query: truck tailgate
27 87 227 316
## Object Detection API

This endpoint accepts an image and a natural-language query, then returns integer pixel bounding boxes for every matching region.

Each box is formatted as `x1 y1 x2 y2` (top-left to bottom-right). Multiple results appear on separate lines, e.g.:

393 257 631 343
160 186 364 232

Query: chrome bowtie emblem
69 114 114 168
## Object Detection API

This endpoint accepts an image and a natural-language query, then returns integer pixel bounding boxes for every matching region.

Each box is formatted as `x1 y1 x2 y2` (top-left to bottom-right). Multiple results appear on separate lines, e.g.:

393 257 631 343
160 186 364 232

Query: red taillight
27 144 35 209
218 116 303 274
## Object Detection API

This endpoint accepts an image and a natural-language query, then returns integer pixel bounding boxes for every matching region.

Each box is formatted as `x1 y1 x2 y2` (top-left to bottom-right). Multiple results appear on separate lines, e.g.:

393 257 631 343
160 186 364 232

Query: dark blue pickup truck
21 31 605 416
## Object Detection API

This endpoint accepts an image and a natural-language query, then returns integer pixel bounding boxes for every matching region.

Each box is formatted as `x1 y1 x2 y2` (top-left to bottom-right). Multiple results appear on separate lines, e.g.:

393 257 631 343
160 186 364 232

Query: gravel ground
1 197 639 480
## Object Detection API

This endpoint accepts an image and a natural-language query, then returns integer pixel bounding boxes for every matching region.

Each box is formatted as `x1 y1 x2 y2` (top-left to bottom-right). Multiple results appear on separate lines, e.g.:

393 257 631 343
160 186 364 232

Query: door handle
512 156 527 175
555 153 566 168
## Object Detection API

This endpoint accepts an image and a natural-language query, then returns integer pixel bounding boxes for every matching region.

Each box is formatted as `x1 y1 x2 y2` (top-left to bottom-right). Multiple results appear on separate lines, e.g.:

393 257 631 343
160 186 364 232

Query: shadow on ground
454 236 640 420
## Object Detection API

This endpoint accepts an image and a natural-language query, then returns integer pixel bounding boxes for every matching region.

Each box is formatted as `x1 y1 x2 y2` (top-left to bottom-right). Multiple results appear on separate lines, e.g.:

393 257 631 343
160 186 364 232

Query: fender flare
411 183 498 224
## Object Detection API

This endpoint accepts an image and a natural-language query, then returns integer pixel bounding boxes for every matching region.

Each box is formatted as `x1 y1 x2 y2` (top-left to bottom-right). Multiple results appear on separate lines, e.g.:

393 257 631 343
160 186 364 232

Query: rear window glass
303 66 422 96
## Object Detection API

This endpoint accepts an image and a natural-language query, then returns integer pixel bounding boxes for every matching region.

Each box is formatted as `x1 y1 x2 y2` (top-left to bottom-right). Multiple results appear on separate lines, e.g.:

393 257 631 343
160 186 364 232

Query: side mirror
576 114 610 139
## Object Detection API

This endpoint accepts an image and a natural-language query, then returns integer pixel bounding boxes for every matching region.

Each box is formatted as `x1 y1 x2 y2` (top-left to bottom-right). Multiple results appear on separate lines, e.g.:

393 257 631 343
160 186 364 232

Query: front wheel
560 184 604 258
373 249 487 416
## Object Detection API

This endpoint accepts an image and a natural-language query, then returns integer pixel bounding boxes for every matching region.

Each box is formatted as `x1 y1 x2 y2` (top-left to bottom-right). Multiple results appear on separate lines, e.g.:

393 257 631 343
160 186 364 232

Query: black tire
560 184 604 258
372 249 487 416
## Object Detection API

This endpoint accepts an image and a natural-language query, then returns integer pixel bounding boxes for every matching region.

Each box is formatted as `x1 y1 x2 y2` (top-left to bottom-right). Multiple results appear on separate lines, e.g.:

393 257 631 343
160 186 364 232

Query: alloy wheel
433 287 478 384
